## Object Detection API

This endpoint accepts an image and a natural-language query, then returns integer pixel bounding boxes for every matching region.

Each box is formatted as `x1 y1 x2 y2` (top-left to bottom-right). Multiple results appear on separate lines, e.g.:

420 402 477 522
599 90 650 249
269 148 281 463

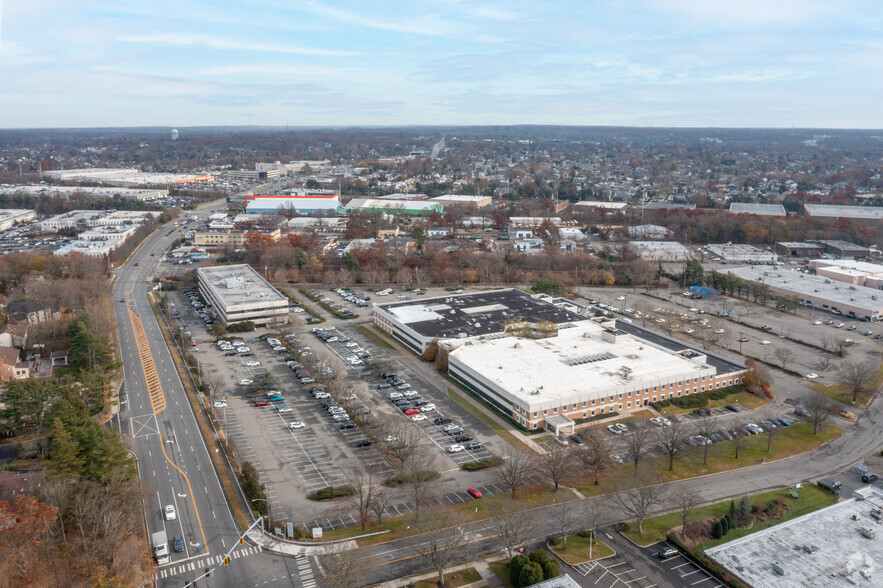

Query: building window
652 396 657 402
582 412 587 418
693 387 697 394
661 384 666 390
533 412 537 417
532 423 537 430
627 391 632 397
677 391 682 397
618 404 623 411
572 403 577 409
582 401 587 407
701 385 706 391
591 399 596 405
553 407 558 413
627 401 632 408
590 409 595 416
618 393 623 400
543 410 548 415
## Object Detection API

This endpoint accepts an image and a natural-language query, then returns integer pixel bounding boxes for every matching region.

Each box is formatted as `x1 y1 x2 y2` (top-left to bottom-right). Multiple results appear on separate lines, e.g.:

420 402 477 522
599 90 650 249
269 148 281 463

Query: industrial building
630 241 691 261
344 198 443 215
775 242 825 258
804 203 883 222
0 209 37 231
0 185 168 201
728 203 787 216
810 259 883 289
818 240 871 259
642 202 695 211
628 225 672 239
430 194 493 208
372 289 586 355
243 194 341 215
39 210 160 232
706 485 883 587
726 266 883 322
571 201 629 212
197 264 289 327
43 168 213 186
706 244 778 263
286 217 347 232
446 319 745 430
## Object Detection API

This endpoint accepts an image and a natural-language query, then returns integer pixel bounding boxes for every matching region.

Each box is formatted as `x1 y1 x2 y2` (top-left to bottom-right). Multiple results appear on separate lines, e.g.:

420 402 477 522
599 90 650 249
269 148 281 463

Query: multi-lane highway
113 218 315 588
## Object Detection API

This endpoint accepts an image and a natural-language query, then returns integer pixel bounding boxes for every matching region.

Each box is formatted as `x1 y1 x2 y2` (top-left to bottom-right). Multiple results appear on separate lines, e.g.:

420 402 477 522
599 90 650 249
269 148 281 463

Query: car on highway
466 487 483 499
173 534 184 552
164 505 176 521
288 421 305 429
446 444 465 453
411 414 427 422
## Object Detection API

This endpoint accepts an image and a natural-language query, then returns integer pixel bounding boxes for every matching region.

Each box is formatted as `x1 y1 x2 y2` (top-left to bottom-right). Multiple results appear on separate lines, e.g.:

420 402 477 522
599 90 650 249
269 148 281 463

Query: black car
464 441 483 451
224 351 237 356
412 399 428 407
454 434 473 443
692 408 713 416
354 439 374 447
434 416 453 425
173 534 185 552
862 473 879 483
339 422 356 430
444 427 463 436
724 405 740 412
570 434 584 445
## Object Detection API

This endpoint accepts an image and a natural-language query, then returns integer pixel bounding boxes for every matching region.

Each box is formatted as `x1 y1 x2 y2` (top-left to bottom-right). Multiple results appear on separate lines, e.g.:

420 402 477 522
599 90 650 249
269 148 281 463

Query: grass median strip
549 533 615 564
447 387 538 454
811 363 883 407
357 324 396 350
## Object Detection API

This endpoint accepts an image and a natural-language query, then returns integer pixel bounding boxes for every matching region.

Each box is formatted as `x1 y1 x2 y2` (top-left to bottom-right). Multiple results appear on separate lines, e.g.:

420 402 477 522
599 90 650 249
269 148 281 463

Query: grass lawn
357 325 396 350
550 534 615 564
656 390 768 416
810 363 883 407
447 387 539 454
622 484 835 547
488 560 515 588
413 567 481 588
576 421 841 496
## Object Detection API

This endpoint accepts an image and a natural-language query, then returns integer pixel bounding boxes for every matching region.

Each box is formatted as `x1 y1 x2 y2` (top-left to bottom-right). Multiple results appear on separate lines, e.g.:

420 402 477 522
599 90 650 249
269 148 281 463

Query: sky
1 0 882 129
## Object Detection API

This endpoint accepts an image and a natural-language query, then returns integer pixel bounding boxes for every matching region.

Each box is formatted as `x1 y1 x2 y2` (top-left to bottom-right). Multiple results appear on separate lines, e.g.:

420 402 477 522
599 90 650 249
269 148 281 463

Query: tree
68 313 112 370
536 445 572 492
577 429 612 485
413 226 426 251
656 421 688 472
672 486 699 534
0 494 58 584
416 511 468 587
836 360 876 403
772 347 795 369
692 415 718 466
239 461 268 518
623 425 653 476
727 422 749 460
337 466 381 531
317 542 366 588
763 421 780 452
496 447 533 499
550 496 579 551
530 277 567 297
518 561 544 587
735 495 752 525
805 393 831 435
821 334 848 358
489 502 536 559
509 554 529 584
49 417 84 478
528 550 559 580
680 259 704 287
610 471 667 534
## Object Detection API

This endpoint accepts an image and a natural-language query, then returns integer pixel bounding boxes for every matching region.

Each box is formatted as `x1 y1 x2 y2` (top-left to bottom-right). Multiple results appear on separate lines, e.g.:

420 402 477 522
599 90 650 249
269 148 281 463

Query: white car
347 357 363 365
616 296 626 301
164 505 176 520
421 403 436 412
246 360 261 367
684 328 694 334
760 340 771 345
607 425 622 435
411 414 427 422
384 435 397 442
812 320 822 325
689 307 699 312
213 400 227 408
714 329 725 334
238 379 253 386
288 421 305 429
291 307 305 313
446 444 465 453
345 341 358 347
805 373 819 380
834 323 845 328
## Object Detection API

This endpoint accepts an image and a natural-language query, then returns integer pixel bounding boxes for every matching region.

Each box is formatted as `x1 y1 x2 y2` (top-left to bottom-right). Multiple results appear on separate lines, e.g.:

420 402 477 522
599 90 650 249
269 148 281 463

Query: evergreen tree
509 554 529 583
712 520 724 539
737 495 752 524
517 561 544 587
49 418 84 478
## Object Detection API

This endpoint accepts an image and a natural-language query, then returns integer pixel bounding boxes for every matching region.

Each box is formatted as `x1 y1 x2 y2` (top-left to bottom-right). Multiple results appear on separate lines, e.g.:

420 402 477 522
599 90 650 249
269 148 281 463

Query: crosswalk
158 545 263 579
296 553 317 588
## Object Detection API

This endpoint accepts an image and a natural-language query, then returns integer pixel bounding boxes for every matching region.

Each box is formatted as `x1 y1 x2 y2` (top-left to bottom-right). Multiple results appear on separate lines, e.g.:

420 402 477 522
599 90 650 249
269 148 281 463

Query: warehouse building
706 243 778 263
430 194 493 208
728 203 786 216
810 259 883 289
0 209 37 231
197 264 289 327
43 168 213 186
571 201 629 212
804 203 883 222
775 242 825 258
193 228 281 248
726 266 883 322
345 198 443 215
819 240 871 259
0 185 168 201
446 320 745 430
706 485 883 587
244 194 341 214
630 241 691 261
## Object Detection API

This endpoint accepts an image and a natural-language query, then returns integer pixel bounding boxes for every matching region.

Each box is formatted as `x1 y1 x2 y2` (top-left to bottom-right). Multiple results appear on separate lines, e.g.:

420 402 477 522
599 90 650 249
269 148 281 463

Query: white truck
152 530 170 564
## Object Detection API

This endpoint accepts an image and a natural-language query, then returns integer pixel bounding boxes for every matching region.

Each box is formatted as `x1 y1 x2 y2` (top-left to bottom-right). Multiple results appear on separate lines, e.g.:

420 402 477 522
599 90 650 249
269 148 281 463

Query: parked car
446 444 464 453
288 421 305 429
434 416 453 425
775 418 791 427
607 425 622 435
466 487 483 499
254 399 270 407
339 422 356 430
862 473 879 484
354 439 374 448
411 414 427 422
454 434 473 443
213 400 227 408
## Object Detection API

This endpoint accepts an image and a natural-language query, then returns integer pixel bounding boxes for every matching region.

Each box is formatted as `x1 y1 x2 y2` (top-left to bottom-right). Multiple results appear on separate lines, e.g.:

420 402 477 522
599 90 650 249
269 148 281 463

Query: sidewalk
246 529 359 556
378 555 506 588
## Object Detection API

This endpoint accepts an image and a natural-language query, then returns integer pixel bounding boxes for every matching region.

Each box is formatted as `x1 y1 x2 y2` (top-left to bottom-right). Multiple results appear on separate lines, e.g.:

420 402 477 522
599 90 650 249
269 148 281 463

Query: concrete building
39 210 159 232
377 193 429 201
226 169 280 181
706 243 778 263
726 265 883 322
729 203 787 216
53 239 121 257
344 198 443 215
819 240 871 259
77 224 139 242
804 203 883 222
286 217 347 232
642 202 695 211
571 201 629 212
43 168 213 186
706 485 883 587
197 264 289 327
630 241 691 261
558 227 587 241
0 209 37 231
430 194 493 208
776 242 825 258
810 259 883 289
0 185 168 201
193 228 281 248
628 224 672 239
372 289 586 355
447 319 745 430
244 194 341 214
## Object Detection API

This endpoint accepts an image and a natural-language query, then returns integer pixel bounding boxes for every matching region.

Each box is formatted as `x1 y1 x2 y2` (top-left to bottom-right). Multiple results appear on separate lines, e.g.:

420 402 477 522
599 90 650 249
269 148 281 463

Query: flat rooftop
729 203 786 215
819 240 870 254
812 259 883 275
777 241 824 249
804 204 883 220
448 320 714 407
631 241 689 252
706 487 883 587
726 266 883 312
376 289 584 339
198 264 287 308
707 244 776 257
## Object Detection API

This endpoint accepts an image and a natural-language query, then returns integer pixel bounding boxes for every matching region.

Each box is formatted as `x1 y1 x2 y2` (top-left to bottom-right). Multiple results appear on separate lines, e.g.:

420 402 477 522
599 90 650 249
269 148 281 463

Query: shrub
528 550 549 568
509 554 529 583
461 456 503 471
712 520 724 539
720 515 730 536
517 561 544 588
308 485 356 501
737 496 752 523
227 320 255 333
541 558 559 580
577 530 592 538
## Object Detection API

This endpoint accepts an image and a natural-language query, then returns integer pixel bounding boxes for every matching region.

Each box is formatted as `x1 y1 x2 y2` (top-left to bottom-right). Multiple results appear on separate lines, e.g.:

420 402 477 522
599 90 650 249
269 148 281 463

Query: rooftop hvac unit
772 562 788 576
860 526 875 539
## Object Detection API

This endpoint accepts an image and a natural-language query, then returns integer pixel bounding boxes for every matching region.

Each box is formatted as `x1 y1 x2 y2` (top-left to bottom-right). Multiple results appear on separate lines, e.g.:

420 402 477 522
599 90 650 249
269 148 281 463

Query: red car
467 487 482 499
739 337 750 342
254 399 271 407
404 408 420 415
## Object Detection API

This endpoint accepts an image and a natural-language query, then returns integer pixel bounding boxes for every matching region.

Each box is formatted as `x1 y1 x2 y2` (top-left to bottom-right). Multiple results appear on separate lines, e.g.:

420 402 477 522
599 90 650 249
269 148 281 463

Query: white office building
197 264 289 327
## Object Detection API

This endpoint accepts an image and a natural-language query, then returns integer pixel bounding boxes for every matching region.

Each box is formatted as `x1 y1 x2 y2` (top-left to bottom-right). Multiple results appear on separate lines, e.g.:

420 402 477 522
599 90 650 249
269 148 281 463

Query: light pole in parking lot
738 332 745 354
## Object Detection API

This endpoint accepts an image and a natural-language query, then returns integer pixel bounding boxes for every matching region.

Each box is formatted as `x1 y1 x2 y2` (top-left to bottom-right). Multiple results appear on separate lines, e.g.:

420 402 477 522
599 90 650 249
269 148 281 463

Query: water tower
171 129 179 141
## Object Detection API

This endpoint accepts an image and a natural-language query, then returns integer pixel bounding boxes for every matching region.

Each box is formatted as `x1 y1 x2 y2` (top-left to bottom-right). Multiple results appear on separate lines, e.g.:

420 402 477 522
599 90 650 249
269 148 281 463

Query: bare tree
727 422 749 460
416 510 469 586
763 421 780 453
317 543 365 588
580 499 608 560
692 415 718 466
335 466 381 531
695 319 726 350
397 427 439 522
672 486 699 534
488 502 536 559
550 496 579 551
610 471 667 534
369 485 392 525
656 421 688 472
772 347 795 370
536 445 572 492
805 393 831 435
577 429 613 485
836 360 877 403
821 334 848 358
623 425 653 476
496 447 533 499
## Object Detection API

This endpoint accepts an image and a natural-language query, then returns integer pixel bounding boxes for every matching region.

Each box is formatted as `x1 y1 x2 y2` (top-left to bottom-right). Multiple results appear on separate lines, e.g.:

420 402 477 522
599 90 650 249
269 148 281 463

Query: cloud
117 33 360 57
0 40 52 66
298 1 461 37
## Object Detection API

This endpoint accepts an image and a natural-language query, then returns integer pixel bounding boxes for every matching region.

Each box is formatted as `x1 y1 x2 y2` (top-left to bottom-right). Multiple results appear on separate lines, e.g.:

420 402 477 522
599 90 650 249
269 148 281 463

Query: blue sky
1 1 882 128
